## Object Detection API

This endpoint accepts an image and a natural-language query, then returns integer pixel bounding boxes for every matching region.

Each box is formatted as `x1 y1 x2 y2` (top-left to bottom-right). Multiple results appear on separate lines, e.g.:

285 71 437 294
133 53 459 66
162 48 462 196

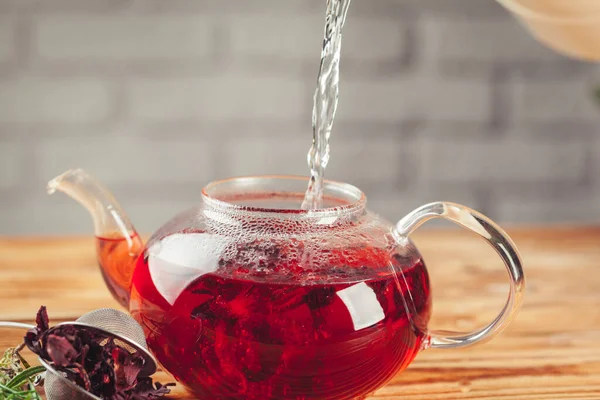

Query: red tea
96 233 143 307
99 234 431 400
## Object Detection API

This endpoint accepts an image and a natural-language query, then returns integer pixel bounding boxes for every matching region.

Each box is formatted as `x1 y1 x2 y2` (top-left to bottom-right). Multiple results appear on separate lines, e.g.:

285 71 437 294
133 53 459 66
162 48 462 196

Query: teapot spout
48 169 143 308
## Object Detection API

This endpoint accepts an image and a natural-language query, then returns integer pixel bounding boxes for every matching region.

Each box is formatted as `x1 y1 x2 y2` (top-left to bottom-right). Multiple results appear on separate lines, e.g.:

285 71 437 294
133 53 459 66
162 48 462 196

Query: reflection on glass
336 281 386 331
148 233 230 305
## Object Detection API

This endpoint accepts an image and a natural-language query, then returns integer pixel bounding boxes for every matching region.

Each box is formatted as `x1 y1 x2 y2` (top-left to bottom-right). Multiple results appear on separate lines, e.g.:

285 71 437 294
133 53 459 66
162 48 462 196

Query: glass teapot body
51 170 524 400
126 176 431 399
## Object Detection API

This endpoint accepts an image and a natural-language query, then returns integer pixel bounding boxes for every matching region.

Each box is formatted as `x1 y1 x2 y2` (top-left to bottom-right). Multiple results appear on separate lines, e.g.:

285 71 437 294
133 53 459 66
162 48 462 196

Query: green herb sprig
0 345 45 400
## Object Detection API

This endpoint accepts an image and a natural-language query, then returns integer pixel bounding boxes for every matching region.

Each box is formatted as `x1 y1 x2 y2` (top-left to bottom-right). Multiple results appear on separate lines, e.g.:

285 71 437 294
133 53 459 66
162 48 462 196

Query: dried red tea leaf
112 346 143 392
25 306 174 399
80 344 89 367
36 306 50 332
131 378 176 400
24 305 50 358
46 334 79 367
90 360 116 398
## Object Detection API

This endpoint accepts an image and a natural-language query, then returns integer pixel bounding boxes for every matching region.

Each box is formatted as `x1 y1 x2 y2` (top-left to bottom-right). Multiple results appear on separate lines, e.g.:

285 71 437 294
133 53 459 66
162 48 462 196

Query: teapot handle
392 202 525 350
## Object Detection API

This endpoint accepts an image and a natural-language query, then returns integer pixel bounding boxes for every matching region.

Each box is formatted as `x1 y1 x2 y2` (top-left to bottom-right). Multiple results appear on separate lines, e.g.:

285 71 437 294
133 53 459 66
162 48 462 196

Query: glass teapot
49 169 525 400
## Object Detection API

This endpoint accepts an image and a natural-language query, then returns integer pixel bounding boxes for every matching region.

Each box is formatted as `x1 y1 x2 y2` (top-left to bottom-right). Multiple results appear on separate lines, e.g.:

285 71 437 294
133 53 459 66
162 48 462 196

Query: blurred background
1 0 600 235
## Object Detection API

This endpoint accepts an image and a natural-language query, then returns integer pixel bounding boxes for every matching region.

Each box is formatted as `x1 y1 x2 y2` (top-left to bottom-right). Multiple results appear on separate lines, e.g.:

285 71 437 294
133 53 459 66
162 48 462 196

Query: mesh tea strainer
0 308 157 400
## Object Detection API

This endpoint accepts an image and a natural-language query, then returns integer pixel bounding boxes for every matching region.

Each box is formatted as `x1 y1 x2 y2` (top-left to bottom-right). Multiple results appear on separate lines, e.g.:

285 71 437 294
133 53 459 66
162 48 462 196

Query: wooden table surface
1 227 600 399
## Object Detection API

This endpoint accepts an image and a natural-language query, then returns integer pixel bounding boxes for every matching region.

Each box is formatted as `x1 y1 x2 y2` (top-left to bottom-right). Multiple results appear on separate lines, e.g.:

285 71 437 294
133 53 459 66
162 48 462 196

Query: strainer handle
0 322 35 330
392 201 525 350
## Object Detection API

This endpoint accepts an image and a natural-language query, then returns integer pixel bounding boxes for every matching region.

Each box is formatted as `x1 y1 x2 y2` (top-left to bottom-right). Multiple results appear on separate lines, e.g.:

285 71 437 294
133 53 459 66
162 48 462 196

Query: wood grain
1 227 600 399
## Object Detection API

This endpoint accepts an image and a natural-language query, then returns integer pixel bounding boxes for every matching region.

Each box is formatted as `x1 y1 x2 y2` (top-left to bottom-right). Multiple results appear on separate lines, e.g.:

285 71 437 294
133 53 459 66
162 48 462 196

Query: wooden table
1 228 600 399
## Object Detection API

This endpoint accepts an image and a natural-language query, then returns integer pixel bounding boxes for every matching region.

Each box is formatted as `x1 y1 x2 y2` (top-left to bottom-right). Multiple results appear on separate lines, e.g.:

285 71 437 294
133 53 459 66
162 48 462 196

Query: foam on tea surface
144 192 395 300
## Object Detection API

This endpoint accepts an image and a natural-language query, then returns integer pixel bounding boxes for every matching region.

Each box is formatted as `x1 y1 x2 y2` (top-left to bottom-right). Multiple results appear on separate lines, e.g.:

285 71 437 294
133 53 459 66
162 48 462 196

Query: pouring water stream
302 0 352 210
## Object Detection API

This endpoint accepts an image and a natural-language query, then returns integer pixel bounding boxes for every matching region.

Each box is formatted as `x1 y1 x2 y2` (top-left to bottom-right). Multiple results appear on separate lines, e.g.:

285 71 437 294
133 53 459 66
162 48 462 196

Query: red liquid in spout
127 235 431 400
96 233 143 307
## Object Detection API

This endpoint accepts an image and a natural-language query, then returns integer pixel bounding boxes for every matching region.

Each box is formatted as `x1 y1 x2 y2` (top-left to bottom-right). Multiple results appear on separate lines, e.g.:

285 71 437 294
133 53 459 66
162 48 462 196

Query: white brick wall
34 16 215 61
342 18 406 61
336 77 424 122
35 135 216 186
425 77 492 122
496 194 600 224
422 17 561 64
0 0 168 13
420 136 588 184
223 131 411 186
225 134 309 178
0 17 14 64
511 79 600 123
367 185 484 224
0 141 23 190
226 12 409 72
326 137 406 185
0 79 111 124
0 0 599 235
129 75 310 122
0 200 92 236
337 76 490 122
228 15 322 61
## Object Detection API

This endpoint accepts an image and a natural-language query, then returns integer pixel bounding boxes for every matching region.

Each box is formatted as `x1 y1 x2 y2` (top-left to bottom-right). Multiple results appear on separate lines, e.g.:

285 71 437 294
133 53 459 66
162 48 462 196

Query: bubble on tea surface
146 192 403 289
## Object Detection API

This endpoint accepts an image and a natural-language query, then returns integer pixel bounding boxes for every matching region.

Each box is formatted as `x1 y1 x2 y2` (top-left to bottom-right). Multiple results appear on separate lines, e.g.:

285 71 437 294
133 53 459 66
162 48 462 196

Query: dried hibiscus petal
47 334 79 367
26 306 174 399
36 306 50 332
24 305 50 358
112 346 144 392
132 378 176 400
89 360 116 398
